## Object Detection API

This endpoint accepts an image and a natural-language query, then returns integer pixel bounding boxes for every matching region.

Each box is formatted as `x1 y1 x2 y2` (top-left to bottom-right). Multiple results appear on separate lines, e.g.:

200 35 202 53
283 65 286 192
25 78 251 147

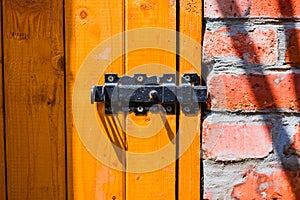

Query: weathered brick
204 0 251 18
205 0 300 18
204 1 300 198
202 120 273 161
291 125 300 155
286 29 300 66
251 0 300 18
232 170 300 199
203 27 278 65
208 72 300 112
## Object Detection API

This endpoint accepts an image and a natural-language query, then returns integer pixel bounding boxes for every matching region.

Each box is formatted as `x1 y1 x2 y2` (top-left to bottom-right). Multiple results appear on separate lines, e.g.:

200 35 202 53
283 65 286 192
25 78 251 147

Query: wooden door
0 0 202 199
2 0 66 199
66 0 202 199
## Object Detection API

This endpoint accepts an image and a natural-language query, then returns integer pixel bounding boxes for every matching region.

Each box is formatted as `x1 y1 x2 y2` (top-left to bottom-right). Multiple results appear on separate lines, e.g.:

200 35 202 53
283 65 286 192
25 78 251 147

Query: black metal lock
91 73 207 115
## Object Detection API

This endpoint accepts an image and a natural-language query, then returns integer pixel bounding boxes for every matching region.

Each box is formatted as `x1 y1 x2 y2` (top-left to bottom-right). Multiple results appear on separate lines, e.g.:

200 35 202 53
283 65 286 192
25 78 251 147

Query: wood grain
3 0 66 199
65 0 125 199
125 0 177 199
178 0 202 199
0 2 6 199
0 1 203 199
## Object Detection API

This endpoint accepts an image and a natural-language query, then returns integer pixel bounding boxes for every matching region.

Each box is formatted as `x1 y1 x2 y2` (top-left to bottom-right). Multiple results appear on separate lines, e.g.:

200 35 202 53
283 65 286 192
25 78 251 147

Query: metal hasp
91 73 207 115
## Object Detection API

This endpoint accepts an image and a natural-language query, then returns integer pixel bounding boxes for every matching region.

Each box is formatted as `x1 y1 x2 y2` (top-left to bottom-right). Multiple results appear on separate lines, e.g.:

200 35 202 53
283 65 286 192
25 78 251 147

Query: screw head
167 76 173 82
137 106 144 112
137 76 144 82
166 106 172 112
184 107 190 113
107 75 114 82
184 75 191 82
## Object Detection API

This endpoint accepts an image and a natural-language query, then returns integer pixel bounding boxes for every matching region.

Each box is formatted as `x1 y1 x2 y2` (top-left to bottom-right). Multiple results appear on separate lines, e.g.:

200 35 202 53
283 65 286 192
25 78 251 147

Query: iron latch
91 73 207 115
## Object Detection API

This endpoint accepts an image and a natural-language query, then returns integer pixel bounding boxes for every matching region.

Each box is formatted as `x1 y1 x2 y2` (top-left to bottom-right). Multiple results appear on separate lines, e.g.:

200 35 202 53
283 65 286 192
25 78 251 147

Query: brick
203 27 278 65
250 0 300 18
208 72 300 112
286 29 300 66
202 120 273 161
291 125 300 155
204 0 251 18
205 0 300 18
232 170 300 199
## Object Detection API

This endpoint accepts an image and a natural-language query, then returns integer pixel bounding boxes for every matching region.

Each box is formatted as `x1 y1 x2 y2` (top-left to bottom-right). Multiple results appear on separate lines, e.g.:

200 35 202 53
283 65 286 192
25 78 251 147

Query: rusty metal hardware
91 73 207 115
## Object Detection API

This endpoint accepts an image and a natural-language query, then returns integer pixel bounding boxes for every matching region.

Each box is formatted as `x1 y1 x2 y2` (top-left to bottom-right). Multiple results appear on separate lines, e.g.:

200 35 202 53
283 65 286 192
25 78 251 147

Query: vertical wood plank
0 2 6 198
178 0 202 199
125 0 177 199
65 1 125 199
3 0 66 199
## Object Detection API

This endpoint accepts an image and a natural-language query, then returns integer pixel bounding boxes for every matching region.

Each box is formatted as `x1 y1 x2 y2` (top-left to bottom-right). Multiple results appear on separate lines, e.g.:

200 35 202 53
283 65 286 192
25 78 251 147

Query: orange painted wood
0 3 6 199
0 1 203 199
65 1 125 199
125 0 177 199
3 0 66 199
178 0 202 199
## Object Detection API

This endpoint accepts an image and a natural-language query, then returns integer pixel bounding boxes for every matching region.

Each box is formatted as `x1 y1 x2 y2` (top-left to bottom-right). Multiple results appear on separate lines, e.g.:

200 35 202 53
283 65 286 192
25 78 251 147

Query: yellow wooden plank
125 1 177 199
0 3 6 199
65 1 125 199
3 0 66 199
178 0 202 199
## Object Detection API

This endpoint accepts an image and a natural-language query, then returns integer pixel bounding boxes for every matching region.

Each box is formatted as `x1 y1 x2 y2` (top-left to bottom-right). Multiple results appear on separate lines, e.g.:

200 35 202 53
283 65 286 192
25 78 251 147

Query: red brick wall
203 0 300 199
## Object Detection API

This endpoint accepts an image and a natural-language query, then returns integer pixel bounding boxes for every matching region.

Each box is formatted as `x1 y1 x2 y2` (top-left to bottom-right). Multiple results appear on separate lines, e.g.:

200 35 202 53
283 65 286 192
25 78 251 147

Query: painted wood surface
178 0 202 199
0 2 6 199
0 0 202 199
125 0 177 199
65 0 125 199
3 0 66 199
